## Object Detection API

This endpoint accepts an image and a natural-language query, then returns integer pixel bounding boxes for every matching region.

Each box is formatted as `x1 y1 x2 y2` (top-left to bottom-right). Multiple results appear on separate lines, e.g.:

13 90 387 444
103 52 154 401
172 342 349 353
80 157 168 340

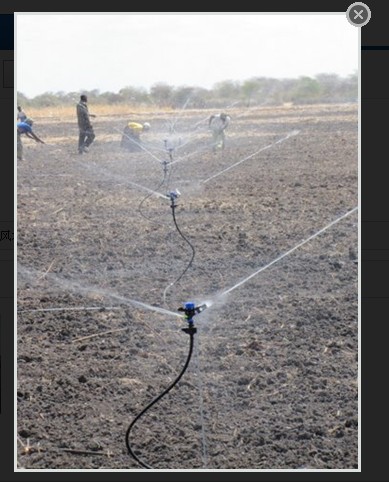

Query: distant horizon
17 71 358 100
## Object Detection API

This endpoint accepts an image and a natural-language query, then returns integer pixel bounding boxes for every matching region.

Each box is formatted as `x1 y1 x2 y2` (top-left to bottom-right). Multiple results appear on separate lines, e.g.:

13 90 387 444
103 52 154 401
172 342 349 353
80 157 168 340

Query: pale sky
16 13 359 98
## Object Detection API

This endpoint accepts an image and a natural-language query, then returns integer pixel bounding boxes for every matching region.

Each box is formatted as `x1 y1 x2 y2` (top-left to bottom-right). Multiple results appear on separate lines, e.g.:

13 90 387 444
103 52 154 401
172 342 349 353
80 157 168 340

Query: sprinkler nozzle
178 301 207 323
178 302 207 334
168 189 181 206
169 189 180 199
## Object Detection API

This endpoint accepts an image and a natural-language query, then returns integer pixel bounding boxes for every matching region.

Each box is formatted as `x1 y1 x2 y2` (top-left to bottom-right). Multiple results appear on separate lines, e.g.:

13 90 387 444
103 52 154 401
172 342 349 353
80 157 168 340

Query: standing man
208 113 231 152
17 118 45 161
76 94 96 154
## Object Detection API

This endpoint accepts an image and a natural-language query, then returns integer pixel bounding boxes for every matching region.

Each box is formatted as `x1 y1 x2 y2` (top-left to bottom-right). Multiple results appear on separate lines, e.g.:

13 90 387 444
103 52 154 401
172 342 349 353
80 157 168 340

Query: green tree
241 78 261 107
213 80 241 105
150 82 174 108
291 76 321 103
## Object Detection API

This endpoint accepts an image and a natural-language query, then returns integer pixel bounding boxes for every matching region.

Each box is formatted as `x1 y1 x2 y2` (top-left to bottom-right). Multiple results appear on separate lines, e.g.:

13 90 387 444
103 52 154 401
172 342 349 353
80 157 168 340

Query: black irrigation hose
170 203 196 287
138 174 167 224
128 154 196 468
125 329 196 469
138 157 175 225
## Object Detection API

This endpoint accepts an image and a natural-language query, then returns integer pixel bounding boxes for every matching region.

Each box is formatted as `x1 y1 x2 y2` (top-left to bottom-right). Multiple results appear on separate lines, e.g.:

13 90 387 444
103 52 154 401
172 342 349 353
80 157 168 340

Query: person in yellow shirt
120 121 150 151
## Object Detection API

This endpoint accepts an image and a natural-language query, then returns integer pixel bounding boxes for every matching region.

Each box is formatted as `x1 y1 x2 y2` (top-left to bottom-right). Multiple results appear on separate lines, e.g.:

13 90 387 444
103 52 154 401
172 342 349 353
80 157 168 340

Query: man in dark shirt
76 94 96 154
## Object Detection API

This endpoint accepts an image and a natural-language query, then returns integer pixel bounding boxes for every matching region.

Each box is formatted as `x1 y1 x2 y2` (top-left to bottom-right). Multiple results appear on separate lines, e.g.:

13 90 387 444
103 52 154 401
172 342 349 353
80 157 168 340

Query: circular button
346 2 371 27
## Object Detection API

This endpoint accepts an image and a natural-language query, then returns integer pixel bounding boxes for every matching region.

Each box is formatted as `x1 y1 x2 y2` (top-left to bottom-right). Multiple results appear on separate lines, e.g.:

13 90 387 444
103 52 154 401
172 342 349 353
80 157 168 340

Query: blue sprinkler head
169 189 180 200
178 302 208 324
184 302 195 311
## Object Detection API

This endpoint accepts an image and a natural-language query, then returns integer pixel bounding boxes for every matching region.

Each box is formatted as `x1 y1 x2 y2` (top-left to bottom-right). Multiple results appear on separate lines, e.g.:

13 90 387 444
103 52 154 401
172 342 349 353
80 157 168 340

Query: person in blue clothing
17 118 45 161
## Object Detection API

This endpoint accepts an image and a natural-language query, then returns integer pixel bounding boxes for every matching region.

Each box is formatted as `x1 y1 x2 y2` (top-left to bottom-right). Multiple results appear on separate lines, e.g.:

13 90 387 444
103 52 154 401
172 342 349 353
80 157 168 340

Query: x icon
346 3 371 27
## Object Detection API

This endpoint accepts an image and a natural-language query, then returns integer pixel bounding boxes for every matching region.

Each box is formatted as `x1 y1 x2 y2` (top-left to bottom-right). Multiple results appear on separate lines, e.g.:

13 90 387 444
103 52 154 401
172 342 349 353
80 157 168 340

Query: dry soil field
17 103 358 471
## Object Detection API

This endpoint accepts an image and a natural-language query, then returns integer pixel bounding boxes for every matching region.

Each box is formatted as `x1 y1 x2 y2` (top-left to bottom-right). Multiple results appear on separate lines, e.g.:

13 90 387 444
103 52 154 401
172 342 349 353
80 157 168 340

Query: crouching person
120 121 150 151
